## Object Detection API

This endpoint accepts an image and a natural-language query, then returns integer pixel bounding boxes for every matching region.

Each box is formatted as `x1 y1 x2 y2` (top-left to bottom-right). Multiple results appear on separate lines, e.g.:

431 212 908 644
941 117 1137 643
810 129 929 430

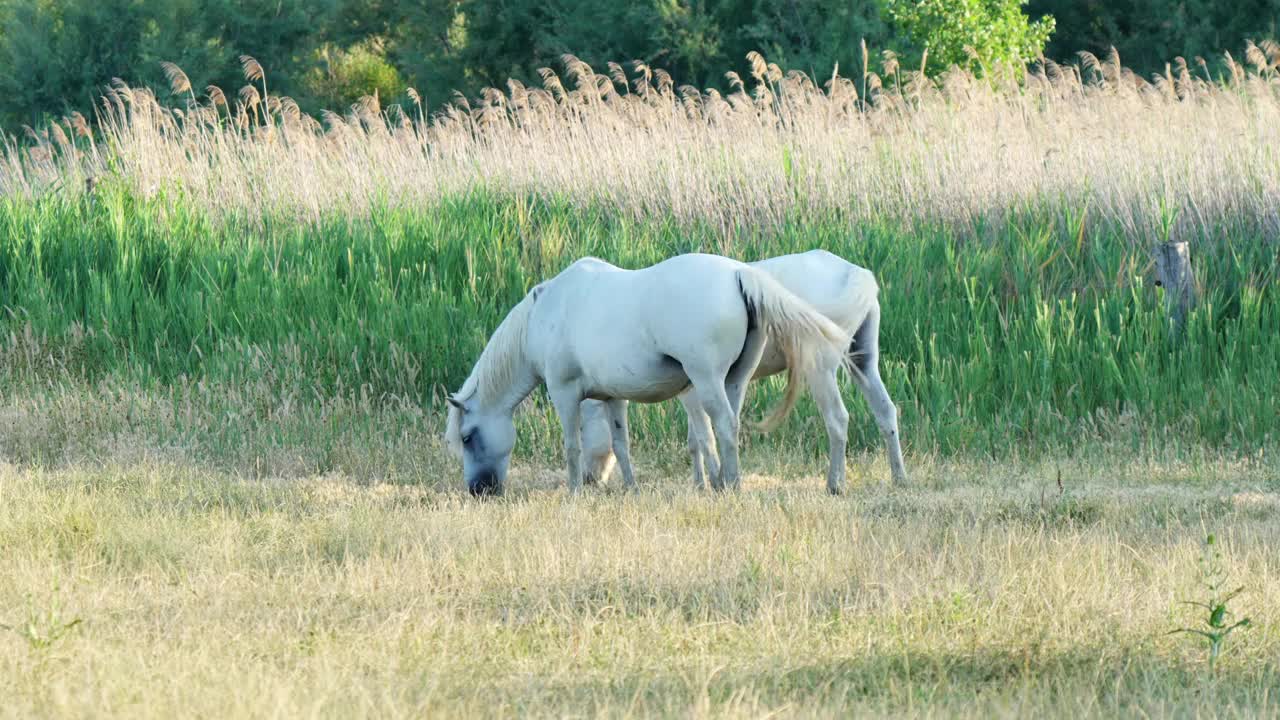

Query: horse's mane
445 288 539 456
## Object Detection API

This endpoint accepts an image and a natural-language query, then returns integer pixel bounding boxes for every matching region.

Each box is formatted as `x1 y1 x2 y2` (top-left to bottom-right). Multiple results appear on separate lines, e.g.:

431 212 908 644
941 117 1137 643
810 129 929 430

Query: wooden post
1154 240 1195 335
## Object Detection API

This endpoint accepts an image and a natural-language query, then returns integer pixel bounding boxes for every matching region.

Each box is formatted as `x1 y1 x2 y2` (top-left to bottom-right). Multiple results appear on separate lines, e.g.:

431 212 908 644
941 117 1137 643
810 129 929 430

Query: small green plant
1 595 83 651
1169 534 1251 674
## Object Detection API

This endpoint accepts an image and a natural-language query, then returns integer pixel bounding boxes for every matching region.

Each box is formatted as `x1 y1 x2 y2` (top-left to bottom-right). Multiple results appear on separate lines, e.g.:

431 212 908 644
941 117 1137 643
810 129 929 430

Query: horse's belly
585 355 690 404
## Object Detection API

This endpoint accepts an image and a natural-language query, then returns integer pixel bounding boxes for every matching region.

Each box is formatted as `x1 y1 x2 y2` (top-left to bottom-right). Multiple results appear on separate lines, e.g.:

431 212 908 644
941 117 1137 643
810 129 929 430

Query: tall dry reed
4 46 1279 240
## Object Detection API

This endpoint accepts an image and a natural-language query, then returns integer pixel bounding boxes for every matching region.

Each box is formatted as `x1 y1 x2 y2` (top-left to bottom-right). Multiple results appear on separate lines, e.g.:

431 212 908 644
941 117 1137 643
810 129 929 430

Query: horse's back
555 252 747 294
545 254 735 308
554 256 623 279
529 253 756 402
632 253 755 329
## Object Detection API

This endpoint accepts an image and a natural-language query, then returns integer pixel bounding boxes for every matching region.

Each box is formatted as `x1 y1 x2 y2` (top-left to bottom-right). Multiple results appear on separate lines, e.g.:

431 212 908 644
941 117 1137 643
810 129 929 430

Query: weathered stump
1154 240 1196 336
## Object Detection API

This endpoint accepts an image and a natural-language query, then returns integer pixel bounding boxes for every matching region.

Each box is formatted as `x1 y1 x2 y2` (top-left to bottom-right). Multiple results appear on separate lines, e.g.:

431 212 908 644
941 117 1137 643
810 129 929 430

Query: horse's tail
736 268 852 433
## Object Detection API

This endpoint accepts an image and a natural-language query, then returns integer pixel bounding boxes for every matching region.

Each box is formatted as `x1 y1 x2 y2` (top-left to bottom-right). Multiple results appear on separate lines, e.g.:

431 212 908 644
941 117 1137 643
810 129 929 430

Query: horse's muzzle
468 469 502 497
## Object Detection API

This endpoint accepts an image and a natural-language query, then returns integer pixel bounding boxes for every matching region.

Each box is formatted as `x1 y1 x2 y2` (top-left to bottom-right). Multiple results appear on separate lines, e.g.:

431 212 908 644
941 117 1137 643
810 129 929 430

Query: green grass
2 187 1278 470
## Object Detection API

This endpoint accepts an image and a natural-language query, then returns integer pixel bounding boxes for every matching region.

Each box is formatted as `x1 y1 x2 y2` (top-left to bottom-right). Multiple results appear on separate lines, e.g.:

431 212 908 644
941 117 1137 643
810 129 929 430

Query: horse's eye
462 432 475 446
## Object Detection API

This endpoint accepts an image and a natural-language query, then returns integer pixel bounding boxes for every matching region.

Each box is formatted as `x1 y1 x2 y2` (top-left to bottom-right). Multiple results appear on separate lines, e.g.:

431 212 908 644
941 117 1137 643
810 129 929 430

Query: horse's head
446 394 516 496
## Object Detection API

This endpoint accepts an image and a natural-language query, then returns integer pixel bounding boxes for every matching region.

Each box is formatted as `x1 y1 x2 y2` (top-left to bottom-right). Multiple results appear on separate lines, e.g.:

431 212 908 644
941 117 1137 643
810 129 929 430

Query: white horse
445 253 851 496
579 250 907 492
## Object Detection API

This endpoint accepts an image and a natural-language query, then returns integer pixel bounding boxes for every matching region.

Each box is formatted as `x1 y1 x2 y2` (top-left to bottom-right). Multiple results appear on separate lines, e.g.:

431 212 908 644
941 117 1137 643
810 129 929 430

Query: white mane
444 288 539 456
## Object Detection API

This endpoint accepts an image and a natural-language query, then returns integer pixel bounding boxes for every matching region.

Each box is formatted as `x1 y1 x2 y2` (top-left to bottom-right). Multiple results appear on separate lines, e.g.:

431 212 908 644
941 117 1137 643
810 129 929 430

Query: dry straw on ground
1 457 1277 718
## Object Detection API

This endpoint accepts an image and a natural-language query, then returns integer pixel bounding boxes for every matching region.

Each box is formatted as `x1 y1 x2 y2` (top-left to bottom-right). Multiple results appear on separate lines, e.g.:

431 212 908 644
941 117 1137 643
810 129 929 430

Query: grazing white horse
445 253 850 496
579 250 907 492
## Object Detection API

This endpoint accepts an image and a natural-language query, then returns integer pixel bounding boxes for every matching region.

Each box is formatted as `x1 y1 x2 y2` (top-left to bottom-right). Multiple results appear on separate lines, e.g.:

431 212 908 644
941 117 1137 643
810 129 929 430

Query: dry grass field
2 448 1278 718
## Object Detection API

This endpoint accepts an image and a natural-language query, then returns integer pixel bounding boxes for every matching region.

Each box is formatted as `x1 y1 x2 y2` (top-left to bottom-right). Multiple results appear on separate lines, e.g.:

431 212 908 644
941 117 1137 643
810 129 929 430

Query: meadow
2 48 1279 716
1 458 1278 718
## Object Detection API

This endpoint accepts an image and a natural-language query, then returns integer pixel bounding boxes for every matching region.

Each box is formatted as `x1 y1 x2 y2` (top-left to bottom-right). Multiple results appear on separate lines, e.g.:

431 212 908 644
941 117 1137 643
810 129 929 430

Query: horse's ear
531 286 543 301
446 395 464 410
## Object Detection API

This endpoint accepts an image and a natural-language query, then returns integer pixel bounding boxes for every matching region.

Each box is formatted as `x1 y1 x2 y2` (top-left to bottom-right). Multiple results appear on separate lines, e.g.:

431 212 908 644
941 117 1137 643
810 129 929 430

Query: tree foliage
884 0 1055 73
0 0 1276 131
1030 0 1280 72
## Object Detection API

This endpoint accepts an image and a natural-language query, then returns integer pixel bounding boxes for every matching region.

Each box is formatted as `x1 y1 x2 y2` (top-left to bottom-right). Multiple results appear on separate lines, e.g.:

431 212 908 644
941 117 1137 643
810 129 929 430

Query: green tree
455 0 660 91
449 0 893 98
328 0 468 110
732 0 891 78
306 39 406 111
1030 0 1280 73
5 0 1280 134
0 0 341 130
884 0 1055 74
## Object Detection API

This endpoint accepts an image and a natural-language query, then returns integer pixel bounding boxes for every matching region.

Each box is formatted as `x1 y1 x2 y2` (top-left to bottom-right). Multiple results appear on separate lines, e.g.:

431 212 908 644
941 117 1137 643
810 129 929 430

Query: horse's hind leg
604 398 637 491
806 364 850 495
725 324 767 418
855 367 906 484
687 376 742 491
707 321 767 490
687 323 766 492
850 306 907 484
681 392 719 490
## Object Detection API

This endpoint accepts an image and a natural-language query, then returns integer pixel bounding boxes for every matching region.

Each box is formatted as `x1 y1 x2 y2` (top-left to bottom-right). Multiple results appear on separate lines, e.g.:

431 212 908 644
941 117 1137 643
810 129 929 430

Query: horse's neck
471 292 544 415
492 362 539 414
475 339 540 415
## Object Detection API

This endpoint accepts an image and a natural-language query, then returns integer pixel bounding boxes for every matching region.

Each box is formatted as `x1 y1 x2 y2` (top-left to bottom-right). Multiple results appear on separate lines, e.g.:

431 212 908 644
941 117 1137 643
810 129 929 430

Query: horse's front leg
549 387 585 494
579 399 616 486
